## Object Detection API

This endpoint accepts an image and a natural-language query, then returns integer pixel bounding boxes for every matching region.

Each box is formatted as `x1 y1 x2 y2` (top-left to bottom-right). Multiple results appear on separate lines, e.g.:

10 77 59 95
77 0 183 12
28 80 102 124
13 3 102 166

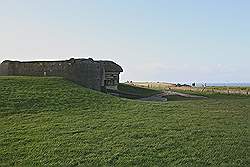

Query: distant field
207 86 250 91
0 77 249 166
128 82 250 95
172 86 250 95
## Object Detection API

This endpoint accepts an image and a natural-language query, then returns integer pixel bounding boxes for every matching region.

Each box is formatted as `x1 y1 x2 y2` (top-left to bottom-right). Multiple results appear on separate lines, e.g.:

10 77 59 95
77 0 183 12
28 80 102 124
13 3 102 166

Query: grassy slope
118 84 161 97
0 77 249 166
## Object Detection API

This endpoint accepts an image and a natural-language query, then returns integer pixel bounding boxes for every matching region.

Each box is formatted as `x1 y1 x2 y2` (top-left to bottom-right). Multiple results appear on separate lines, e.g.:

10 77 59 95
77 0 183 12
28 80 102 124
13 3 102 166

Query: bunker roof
98 61 123 72
1 58 123 72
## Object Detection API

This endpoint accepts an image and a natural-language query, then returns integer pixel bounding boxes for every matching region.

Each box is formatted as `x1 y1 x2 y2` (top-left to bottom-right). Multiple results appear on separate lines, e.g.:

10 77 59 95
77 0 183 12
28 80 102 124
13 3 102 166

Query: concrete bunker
0 58 123 91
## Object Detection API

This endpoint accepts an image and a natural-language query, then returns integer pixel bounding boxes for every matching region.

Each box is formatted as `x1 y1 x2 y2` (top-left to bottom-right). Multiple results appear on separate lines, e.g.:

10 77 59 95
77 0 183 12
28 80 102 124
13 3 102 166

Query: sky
0 0 249 83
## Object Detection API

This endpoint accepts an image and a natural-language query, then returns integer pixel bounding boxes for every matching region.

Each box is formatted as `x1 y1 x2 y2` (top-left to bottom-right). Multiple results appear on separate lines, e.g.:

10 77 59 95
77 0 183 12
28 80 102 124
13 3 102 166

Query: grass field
0 77 249 166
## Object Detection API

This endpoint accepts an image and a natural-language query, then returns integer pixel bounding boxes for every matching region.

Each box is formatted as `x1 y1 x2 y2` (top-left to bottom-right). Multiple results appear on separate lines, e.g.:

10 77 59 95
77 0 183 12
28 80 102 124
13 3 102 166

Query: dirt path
139 91 207 102
139 93 167 102
163 91 207 98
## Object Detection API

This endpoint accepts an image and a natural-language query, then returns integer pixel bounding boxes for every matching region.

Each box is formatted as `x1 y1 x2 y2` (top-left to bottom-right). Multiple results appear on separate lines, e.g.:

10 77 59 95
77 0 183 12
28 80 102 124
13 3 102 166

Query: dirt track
139 91 207 102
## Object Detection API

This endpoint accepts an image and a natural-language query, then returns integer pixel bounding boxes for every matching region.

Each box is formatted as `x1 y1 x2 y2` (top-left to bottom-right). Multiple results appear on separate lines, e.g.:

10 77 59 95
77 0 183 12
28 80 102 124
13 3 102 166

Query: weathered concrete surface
0 62 9 75
65 59 104 91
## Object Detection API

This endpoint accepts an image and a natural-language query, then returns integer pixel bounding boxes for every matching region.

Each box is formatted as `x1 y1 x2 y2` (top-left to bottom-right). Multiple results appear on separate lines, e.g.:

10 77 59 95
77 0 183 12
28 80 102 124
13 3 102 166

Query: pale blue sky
0 0 249 83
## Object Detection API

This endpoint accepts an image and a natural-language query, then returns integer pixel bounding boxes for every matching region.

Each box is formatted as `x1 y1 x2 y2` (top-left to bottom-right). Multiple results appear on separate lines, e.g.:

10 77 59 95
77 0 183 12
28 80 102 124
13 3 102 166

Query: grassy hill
0 77 249 166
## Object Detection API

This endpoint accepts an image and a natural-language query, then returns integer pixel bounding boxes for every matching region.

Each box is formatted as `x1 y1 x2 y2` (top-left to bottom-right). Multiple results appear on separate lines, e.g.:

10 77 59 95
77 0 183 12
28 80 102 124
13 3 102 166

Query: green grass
0 76 249 166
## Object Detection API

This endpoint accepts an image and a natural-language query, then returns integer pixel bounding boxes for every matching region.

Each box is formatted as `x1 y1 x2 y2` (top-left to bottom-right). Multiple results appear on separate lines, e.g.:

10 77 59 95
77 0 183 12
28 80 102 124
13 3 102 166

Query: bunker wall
0 58 122 91
0 63 9 75
6 61 69 77
65 61 103 91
